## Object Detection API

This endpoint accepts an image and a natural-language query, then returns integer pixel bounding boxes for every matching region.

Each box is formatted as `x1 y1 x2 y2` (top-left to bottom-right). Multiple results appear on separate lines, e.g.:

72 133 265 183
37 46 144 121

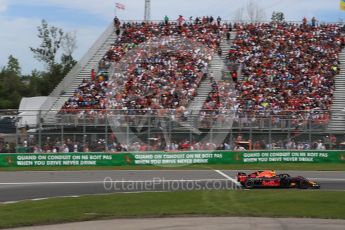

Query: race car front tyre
244 179 255 189
298 180 309 189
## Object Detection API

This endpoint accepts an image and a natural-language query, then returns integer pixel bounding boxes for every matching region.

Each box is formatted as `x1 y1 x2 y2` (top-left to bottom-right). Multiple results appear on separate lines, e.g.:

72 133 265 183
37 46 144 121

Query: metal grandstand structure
6 20 345 153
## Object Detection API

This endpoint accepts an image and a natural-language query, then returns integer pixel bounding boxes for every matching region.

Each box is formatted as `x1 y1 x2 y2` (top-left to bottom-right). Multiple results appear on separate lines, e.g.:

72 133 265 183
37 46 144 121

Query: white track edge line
0 179 230 185
0 191 170 205
308 178 345 182
214 170 242 187
1 178 345 186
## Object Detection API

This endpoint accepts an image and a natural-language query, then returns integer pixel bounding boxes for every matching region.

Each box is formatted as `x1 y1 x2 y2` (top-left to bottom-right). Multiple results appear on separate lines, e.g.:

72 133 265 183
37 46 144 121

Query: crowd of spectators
0 142 15 153
190 20 344 128
228 22 344 124
199 81 236 127
59 18 345 145
106 39 212 116
60 79 108 115
60 16 230 120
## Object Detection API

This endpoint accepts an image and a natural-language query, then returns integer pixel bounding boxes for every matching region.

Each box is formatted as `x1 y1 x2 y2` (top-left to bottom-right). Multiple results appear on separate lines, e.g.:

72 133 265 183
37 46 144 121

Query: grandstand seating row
60 19 344 127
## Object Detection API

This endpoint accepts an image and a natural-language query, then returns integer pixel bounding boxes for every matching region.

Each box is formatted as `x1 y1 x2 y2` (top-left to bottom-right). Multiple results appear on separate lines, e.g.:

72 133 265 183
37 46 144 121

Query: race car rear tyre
244 179 255 189
279 174 290 179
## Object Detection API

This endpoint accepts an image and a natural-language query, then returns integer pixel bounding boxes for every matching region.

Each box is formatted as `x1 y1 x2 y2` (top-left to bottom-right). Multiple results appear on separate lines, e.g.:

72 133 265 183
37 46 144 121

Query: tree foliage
62 31 77 57
6 55 21 75
271 11 285 24
0 56 30 109
0 19 77 109
30 19 64 69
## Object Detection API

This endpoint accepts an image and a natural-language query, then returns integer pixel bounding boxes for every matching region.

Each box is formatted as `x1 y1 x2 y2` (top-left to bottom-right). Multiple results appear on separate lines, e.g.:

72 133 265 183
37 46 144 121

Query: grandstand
12 17 345 153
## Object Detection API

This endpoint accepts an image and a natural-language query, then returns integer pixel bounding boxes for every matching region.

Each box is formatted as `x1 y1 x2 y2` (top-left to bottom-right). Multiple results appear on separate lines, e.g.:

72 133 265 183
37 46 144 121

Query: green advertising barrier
1 151 345 167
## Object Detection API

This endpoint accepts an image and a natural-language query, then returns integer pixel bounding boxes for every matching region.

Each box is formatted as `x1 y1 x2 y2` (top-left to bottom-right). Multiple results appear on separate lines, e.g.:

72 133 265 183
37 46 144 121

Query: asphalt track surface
10 217 345 230
0 170 345 203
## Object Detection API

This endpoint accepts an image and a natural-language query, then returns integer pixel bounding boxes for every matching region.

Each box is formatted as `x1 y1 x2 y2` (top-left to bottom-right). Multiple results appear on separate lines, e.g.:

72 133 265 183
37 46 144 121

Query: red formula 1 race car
237 170 320 189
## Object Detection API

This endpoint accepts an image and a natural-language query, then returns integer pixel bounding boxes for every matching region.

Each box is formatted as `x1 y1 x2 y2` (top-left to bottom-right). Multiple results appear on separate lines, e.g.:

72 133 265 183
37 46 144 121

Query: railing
53 111 329 131
5 109 333 128
121 19 342 25
1 109 343 153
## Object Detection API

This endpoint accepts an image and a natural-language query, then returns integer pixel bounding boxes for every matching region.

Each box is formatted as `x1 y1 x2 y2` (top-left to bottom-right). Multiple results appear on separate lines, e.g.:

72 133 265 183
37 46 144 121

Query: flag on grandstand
116 2 126 10
341 0 345 11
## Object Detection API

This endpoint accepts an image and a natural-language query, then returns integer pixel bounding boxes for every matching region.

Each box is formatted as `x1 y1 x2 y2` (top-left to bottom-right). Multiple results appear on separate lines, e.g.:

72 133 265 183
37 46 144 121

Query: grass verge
1 190 345 229
1 163 345 171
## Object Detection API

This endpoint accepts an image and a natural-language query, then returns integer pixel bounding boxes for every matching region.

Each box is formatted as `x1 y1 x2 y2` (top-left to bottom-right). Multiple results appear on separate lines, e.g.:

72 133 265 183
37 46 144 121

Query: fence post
169 118 172 143
308 118 312 147
15 117 19 153
83 114 86 148
148 115 151 151
269 115 272 149
249 119 253 144
38 110 42 149
105 113 108 151
189 114 193 147
230 130 233 149
61 123 64 149
126 124 129 148
287 117 291 140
